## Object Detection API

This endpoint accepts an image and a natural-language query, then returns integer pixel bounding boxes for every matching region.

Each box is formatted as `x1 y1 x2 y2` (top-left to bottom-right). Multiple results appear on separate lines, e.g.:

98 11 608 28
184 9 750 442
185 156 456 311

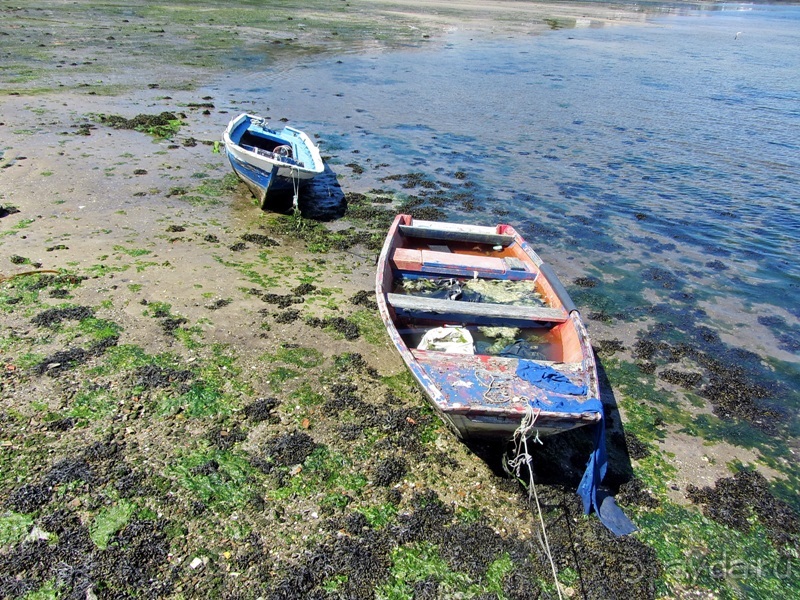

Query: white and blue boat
223 113 324 212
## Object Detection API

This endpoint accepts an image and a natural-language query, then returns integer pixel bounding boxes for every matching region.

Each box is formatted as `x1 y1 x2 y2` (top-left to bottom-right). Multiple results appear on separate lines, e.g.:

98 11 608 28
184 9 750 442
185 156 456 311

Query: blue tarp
515 359 636 536
577 417 638 536
515 360 588 396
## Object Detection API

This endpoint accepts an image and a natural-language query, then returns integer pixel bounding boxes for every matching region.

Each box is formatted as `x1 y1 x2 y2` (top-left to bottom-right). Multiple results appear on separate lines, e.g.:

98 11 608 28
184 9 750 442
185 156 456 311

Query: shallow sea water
206 5 799 430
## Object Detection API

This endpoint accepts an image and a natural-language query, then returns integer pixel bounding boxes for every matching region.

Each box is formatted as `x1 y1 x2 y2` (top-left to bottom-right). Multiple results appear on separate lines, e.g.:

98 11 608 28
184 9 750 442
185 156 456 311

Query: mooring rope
291 167 301 216
508 404 564 600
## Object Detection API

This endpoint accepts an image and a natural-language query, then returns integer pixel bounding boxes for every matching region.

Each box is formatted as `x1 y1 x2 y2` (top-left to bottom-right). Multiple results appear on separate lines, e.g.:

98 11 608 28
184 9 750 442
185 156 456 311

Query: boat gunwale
223 113 324 177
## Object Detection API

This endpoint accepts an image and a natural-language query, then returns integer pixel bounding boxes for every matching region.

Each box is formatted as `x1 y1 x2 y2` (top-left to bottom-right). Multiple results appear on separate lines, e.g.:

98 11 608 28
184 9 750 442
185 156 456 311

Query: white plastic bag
418 327 474 354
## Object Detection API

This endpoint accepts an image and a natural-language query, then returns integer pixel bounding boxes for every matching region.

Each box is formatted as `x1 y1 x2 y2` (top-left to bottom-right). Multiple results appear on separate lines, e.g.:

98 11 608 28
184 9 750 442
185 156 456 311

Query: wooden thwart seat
399 224 514 247
391 248 535 279
387 293 568 323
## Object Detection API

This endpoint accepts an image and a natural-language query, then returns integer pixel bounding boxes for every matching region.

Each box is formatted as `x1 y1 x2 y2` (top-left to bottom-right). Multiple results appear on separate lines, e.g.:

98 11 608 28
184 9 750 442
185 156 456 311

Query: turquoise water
215 4 799 433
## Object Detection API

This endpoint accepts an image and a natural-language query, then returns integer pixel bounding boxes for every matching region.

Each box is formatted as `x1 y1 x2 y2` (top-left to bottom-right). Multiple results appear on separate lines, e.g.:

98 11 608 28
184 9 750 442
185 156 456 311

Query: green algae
0 512 33 547
636 501 800 599
68 386 117 423
379 542 462 598
599 350 800 596
142 301 172 318
264 366 301 392
0 218 35 239
289 381 326 407
216 256 280 289
90 499 136 550
112 245 151 257
359 503 400 528
263 345 324 369
194 174 239 198
347 308 387 345
604 332 800 508
87 262 130 278
2 1 438 95
96 112 183 139
266 445 367 502
377 543 514 599
173 447 261 513
18 579 58 600
159 381 229 417
604 355 798 503
6 7 795 599
0 273 61 312
77 316 123 343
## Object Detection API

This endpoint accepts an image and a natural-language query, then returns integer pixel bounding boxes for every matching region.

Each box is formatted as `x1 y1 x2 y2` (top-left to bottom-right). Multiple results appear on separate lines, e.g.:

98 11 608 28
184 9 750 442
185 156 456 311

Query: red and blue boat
376 215 636 534
375 214 602 441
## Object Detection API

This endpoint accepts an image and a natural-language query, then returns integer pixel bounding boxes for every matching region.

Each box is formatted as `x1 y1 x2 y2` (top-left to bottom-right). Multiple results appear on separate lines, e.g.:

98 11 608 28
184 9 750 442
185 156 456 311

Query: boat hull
376 214 602 441
225 150 297 213
222 113 324 212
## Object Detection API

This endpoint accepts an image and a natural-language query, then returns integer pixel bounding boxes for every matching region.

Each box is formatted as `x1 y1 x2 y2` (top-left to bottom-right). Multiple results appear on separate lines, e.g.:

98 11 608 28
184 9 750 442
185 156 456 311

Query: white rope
475 369 518 405
291 167 300 215
509 404 564 600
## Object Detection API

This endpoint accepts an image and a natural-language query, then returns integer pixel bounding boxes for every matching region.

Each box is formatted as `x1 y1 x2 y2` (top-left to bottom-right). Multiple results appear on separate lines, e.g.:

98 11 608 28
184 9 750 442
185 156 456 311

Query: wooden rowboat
375 215 638 536
223 113 324 212
375 214 603 441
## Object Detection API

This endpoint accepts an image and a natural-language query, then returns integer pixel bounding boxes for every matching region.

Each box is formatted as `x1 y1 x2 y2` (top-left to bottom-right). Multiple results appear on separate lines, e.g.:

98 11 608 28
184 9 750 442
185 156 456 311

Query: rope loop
509 403 564 600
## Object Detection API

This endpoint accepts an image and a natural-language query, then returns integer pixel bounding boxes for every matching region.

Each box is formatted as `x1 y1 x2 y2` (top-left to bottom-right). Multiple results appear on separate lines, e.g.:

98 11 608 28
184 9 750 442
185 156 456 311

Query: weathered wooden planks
391 248 536 279
387 293 568 323
399 224 514 247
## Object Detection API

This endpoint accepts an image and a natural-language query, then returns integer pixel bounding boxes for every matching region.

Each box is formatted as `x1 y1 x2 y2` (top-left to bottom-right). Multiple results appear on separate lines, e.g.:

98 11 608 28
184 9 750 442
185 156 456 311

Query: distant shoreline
0 0 667 96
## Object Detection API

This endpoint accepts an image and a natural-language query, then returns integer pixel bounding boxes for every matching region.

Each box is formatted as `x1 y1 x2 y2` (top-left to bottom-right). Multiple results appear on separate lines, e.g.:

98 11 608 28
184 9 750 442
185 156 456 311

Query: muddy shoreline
2 2 798 599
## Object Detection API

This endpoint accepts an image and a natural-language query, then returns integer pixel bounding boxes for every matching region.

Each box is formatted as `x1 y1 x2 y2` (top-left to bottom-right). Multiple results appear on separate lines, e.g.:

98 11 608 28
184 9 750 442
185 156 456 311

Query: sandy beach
2 2 798 599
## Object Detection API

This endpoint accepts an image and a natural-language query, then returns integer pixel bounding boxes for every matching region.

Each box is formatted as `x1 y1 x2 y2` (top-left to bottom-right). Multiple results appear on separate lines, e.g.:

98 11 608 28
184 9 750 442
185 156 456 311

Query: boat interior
239 130 294 157
388 273 584 364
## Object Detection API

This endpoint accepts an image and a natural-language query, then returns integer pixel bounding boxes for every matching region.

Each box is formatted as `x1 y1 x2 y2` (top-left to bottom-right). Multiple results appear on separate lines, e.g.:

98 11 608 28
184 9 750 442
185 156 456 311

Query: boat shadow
464 356 635 493
296 163 347 221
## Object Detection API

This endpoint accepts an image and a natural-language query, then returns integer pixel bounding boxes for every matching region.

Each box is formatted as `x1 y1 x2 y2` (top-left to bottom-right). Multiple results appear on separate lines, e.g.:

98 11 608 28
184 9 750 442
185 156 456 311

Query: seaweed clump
305 315 359 340
616 477 659 508
241 233 279 247
623 431 651 460
659 368 702 388
207 423 247 450
573 276 600 288
97 111 182 139
160 316 188 335
273 308 301 323
595 338 624 357
254 431 318 471
0 438 171 597
687 469 799 552
633 321 785 432
6 483 52 513
0 205 21 218
30 305 94 327
6 457 93 514
350 289 377 309
372 456 408 487
324 382 368 416
132 364 192 389
333 352 378 377
534 490 661 599
33 336 119 376
292 283 316 296
244 397 280 423
252 290 303 309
